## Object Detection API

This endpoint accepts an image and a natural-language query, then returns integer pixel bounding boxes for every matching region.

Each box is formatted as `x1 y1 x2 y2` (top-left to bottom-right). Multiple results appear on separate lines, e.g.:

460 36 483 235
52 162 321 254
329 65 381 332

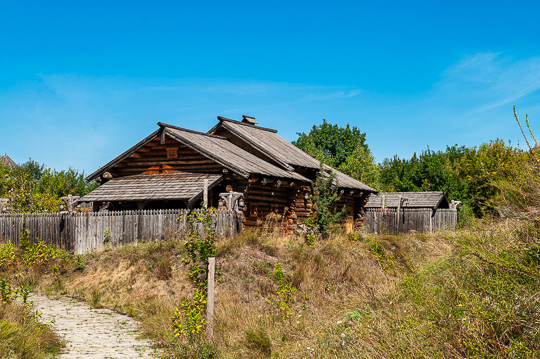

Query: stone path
31 294 161 358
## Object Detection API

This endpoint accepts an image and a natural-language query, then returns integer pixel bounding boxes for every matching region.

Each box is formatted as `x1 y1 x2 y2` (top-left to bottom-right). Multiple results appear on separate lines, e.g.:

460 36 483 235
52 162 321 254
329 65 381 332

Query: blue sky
2 0 540 173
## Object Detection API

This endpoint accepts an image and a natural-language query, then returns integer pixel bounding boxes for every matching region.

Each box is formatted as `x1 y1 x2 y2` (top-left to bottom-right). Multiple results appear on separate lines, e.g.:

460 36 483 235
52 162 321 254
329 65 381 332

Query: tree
457 139 528 216
18 159 45 183
35 167 99 198
0 160 99 213
293 120 380 188
338 145 380 189
292 119 368 169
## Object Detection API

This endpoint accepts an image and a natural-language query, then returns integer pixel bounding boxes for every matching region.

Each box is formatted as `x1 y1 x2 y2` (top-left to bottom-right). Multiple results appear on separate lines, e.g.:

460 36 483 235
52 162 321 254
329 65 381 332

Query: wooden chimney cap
241 115 257 125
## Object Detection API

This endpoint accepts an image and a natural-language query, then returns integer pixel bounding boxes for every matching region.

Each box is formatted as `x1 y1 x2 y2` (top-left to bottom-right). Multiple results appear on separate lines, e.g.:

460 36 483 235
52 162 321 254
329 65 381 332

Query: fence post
206 257 215 340
203 179 209 209
397 195 402 234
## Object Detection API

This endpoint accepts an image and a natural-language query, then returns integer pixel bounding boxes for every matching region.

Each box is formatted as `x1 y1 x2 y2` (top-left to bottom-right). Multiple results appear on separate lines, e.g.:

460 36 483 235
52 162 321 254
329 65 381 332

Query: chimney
241 115 257 125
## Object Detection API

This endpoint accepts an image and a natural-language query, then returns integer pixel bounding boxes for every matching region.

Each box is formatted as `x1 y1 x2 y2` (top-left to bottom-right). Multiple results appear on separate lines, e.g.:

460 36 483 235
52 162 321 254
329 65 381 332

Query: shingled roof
86 123 311 183
210 117 320 170
81 172 223 205
365 191 450 209
161 123 309 182
0 153 17 169
209 117 377 192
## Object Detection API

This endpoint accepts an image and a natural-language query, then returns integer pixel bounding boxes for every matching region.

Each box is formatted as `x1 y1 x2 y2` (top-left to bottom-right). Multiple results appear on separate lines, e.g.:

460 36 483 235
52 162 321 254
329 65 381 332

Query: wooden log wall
107 136 223 178
0 209 242 255
355 193 370 229
239 181 371 234
286 186 311 234
363 208 457 234
242 182 292 229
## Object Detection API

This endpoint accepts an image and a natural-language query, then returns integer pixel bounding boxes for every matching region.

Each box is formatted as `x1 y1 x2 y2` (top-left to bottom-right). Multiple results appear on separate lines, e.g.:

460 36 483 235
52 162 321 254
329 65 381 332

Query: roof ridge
158 122 229 139
216 116 278 133
220 121 295 171
164 128 251 178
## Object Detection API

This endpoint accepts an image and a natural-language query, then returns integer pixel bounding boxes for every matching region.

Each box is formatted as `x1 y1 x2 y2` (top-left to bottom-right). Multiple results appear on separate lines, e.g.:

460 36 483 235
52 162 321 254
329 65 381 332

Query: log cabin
81 116 377 232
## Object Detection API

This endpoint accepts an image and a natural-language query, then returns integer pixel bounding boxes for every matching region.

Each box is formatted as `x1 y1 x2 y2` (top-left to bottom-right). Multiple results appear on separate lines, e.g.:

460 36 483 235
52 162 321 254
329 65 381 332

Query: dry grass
210 229 455 358
2 218 538 358
0 301 63 358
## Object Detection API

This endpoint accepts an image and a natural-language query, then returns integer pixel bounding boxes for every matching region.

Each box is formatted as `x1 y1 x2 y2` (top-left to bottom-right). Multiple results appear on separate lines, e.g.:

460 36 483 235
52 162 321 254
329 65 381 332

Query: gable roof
0 153 17 169
209 117 377 192
86 129 161 181
86 123 310 183
209 117 321 170
161 123 309 182
80 172 223 206
365 191 449 209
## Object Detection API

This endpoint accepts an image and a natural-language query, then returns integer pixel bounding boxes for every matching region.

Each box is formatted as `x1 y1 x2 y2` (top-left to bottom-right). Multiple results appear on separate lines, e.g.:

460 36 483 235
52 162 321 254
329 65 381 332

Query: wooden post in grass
206 257 215 340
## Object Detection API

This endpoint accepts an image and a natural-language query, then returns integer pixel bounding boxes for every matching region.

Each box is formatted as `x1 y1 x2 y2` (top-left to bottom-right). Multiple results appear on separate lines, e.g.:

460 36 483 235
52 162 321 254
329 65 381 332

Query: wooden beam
160 131 166 145
206 257 215 340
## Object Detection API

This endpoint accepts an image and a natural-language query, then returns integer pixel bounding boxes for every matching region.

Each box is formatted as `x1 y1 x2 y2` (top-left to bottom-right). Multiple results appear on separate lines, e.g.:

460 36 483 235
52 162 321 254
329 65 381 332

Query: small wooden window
167 148 178 159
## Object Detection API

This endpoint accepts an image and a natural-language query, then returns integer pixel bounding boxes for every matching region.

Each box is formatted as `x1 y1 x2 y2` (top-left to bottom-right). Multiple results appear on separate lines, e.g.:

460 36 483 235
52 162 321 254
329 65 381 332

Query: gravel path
31 294 160 358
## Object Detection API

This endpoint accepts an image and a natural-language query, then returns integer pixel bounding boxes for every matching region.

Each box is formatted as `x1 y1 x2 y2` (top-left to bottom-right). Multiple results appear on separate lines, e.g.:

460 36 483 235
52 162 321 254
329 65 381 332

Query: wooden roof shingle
161 123 310 182
0 153 17 169
80 172 223 205
365 191 449 209
209 118 377 192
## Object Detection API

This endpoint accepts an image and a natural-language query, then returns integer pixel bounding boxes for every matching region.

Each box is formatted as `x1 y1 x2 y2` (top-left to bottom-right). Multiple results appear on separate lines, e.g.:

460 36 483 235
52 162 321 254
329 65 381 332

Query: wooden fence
363 208 457 234
0 209 243 254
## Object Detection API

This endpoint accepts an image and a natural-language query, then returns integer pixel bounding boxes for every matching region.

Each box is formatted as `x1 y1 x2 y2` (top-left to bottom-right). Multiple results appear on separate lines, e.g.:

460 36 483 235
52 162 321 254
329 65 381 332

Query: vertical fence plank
362 207 458 234
0 209 242 253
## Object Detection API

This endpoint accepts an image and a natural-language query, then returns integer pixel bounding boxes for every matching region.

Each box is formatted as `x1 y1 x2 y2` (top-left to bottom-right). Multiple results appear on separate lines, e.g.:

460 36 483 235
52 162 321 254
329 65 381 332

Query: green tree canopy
292 120 380 188
0 160 99 213
378 141 529 217
292 119 367 169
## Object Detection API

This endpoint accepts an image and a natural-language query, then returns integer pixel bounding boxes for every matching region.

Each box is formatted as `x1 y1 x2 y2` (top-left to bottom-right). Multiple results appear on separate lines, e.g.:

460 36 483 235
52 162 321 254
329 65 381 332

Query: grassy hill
1 216 539 358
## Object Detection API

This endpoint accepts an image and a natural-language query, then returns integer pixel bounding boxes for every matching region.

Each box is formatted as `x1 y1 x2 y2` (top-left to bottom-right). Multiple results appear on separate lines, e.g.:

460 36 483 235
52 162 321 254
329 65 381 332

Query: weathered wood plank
0 209 241 254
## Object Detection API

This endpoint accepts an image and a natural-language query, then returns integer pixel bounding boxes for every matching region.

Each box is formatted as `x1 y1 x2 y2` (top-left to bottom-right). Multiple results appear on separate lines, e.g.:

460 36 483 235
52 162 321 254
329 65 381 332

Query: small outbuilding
363 191 459 233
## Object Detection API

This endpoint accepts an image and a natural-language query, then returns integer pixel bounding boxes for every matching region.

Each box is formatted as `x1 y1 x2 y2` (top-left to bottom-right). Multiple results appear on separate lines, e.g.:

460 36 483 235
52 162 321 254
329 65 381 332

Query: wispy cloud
3 53 540 172
435 52 540 115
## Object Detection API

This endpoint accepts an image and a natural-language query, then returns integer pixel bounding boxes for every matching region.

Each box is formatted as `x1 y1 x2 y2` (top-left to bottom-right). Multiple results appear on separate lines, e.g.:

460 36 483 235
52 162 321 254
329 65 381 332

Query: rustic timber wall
0 209 242 255
108 135 223 178
363 208 457 234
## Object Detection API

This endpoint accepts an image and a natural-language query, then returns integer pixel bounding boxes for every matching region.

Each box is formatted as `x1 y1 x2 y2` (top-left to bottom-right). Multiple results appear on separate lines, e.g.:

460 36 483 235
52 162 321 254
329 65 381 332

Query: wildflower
337 320 342 324
341 333 345 338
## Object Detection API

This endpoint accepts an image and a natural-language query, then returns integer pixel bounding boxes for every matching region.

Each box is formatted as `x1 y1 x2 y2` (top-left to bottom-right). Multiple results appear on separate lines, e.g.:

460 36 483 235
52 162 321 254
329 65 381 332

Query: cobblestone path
31 295 160 358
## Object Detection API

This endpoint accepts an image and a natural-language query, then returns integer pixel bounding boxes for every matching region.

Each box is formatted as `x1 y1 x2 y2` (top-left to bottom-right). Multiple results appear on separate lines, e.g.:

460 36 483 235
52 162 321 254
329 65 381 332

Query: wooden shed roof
0 153 17 169
209 117 377 192
80 172 223 205
365 191 449 209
